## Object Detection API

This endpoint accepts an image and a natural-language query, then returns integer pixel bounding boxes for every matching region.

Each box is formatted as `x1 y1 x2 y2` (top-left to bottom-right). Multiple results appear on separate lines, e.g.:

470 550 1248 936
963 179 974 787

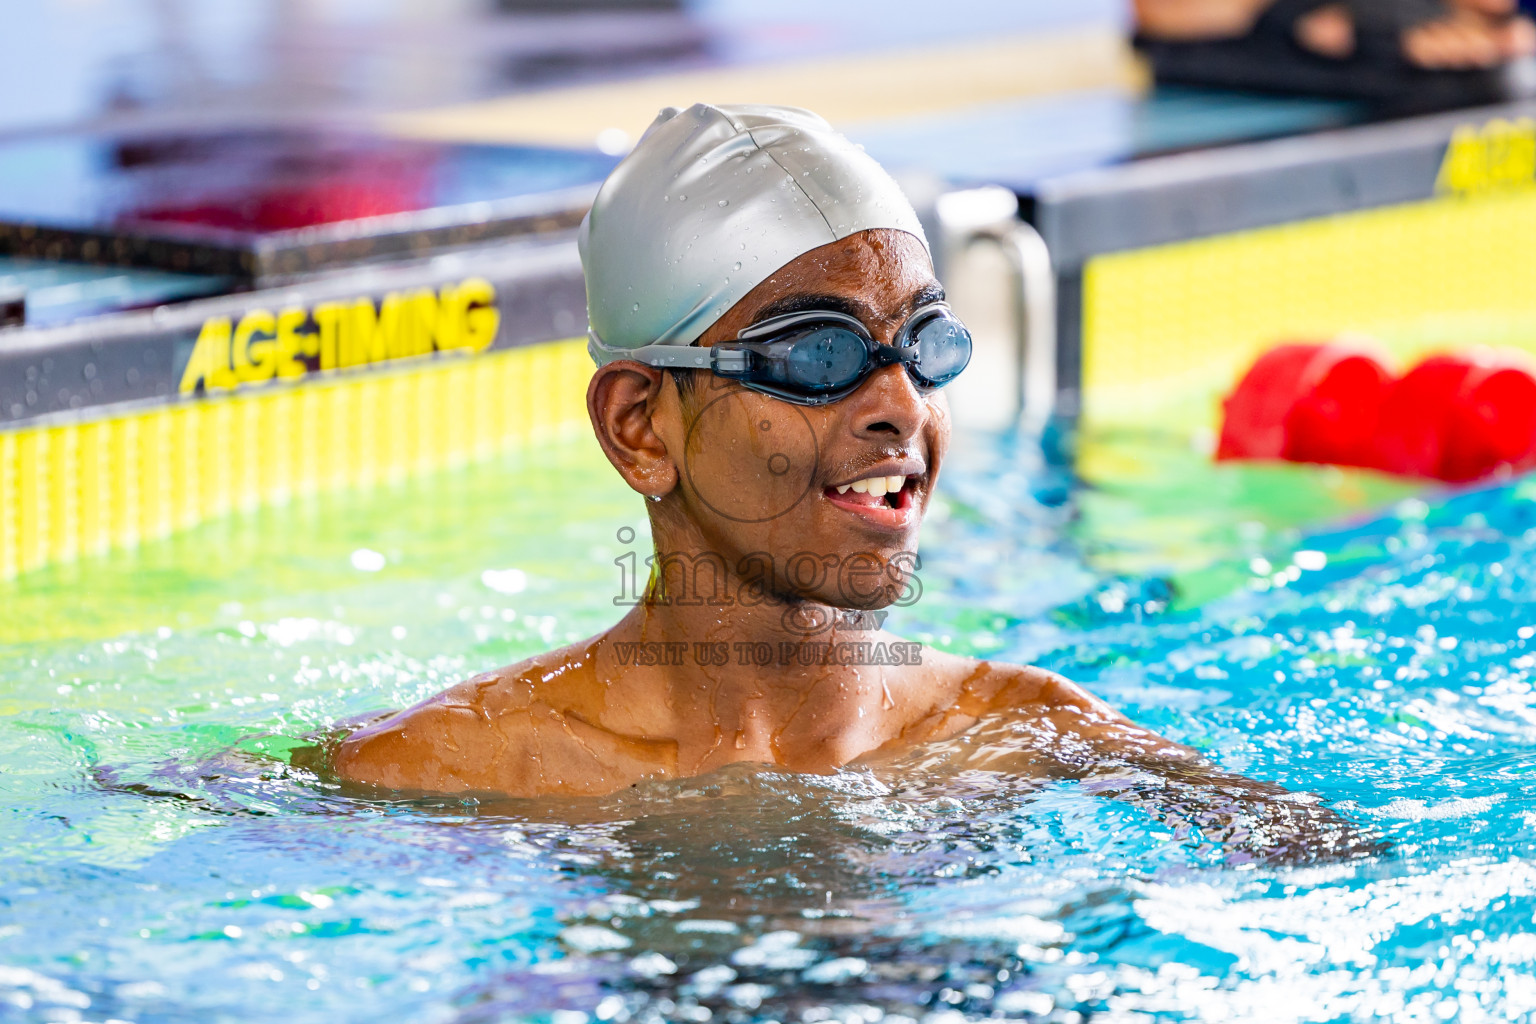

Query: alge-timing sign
179 277 500 395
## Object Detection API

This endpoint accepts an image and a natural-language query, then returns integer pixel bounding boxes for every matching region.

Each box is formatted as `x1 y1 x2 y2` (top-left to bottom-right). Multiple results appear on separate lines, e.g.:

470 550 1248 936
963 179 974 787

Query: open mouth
823 473 918 512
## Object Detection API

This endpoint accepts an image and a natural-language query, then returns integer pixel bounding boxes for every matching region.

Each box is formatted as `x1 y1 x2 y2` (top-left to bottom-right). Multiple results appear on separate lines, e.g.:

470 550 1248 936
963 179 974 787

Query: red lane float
1374 352 1536 483
1216 342 1393 467
1217 343 1536 483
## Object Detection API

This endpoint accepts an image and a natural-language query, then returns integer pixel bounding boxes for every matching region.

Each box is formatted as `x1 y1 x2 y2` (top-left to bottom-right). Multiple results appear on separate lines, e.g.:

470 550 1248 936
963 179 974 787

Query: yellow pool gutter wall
1081 176 1536 437
0 338 592 581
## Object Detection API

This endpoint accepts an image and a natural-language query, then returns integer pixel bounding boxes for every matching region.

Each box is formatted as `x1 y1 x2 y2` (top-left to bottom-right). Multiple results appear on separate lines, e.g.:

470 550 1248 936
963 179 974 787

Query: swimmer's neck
599 531 908 770
604 597 905 772
633 520 889 651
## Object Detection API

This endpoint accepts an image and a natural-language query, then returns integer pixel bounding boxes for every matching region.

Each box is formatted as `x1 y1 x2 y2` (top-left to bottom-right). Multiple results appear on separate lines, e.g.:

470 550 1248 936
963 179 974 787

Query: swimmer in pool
335 104 1376 861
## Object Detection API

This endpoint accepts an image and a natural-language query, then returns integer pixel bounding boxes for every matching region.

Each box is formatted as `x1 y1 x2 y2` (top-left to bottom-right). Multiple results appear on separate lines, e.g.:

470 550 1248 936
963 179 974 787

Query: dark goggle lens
782 327 868 391
909 316 972 386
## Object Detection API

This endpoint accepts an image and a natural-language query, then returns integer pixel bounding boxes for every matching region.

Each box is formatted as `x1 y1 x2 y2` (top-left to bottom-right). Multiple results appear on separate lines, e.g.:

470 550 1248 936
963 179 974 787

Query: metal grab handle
970 220 1056 432
933 188 1056 431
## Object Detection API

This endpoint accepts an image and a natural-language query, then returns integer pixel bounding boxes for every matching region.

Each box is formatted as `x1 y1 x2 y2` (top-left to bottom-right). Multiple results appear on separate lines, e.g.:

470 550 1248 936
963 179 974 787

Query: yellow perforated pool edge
0 338 592 581
1081 187 1536 435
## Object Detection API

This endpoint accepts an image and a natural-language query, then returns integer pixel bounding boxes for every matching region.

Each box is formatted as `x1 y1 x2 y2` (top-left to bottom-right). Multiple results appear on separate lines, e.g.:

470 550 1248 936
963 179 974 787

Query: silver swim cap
579 103 929 365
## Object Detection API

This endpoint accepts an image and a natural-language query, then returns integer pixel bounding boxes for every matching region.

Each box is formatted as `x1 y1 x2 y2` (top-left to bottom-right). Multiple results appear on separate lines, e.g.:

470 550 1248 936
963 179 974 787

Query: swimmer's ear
587 362 679 497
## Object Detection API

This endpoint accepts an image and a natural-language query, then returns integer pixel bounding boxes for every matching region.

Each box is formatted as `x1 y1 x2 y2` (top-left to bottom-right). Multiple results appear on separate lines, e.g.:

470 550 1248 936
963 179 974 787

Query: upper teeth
837 475 908 497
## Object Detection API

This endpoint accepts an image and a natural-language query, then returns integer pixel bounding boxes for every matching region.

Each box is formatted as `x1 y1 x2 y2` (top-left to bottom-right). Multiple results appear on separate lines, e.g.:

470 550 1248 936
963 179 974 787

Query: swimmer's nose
847 363 928 441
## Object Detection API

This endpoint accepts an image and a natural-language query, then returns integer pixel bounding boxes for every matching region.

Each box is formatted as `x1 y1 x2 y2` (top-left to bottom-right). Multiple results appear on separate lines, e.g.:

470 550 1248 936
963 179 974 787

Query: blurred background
11 4 1536 1023
0 0 1126 136
5 0 1536 567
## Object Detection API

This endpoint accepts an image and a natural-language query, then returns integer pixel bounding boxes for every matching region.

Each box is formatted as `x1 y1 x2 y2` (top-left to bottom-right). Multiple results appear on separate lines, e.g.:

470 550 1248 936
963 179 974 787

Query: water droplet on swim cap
718 199 729 207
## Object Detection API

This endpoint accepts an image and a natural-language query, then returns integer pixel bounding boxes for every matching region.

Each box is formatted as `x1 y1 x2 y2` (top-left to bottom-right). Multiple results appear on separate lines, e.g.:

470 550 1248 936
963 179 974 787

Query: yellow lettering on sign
233 309 277 383
413 290 443 353
274 307 312 380
179 316 239 394
348 298 381 369
179 277 503 395
314 302 345 372
374 294 403 362
1436 117 1536 197
459 277 500 353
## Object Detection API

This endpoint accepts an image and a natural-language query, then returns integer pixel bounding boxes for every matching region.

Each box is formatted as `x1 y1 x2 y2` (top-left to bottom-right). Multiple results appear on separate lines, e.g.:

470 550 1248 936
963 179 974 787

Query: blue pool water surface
1 429 1533 1023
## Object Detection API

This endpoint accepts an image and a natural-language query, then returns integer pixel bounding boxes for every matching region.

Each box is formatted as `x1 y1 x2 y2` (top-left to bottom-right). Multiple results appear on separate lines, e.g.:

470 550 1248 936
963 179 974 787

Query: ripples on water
3 435 1536 1022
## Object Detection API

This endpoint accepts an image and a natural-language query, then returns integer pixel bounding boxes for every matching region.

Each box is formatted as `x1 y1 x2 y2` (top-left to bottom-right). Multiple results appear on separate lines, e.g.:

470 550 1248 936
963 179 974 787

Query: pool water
3 426 1535 1023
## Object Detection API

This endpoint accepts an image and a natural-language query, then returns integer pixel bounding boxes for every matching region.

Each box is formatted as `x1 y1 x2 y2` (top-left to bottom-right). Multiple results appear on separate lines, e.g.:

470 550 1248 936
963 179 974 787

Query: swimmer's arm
331 677 534 794
333 672 590 796
331 673 659 798
1076 754 1389 864
995 665 1387 862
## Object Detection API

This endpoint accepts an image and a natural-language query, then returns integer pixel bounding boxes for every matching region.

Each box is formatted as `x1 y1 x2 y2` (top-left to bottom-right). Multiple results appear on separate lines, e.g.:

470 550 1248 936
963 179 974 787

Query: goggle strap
593 342 714 370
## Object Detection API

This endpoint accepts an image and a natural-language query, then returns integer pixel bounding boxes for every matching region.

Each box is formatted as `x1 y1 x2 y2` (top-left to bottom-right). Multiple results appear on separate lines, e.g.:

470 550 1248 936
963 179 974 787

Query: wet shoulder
331 640 666 796
913 647 1091 713
879 646 1119 743
910 648 1197 764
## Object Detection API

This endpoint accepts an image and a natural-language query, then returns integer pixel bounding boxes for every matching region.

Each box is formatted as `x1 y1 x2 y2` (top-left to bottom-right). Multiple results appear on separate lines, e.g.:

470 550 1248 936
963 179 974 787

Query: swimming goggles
610 303 973 407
